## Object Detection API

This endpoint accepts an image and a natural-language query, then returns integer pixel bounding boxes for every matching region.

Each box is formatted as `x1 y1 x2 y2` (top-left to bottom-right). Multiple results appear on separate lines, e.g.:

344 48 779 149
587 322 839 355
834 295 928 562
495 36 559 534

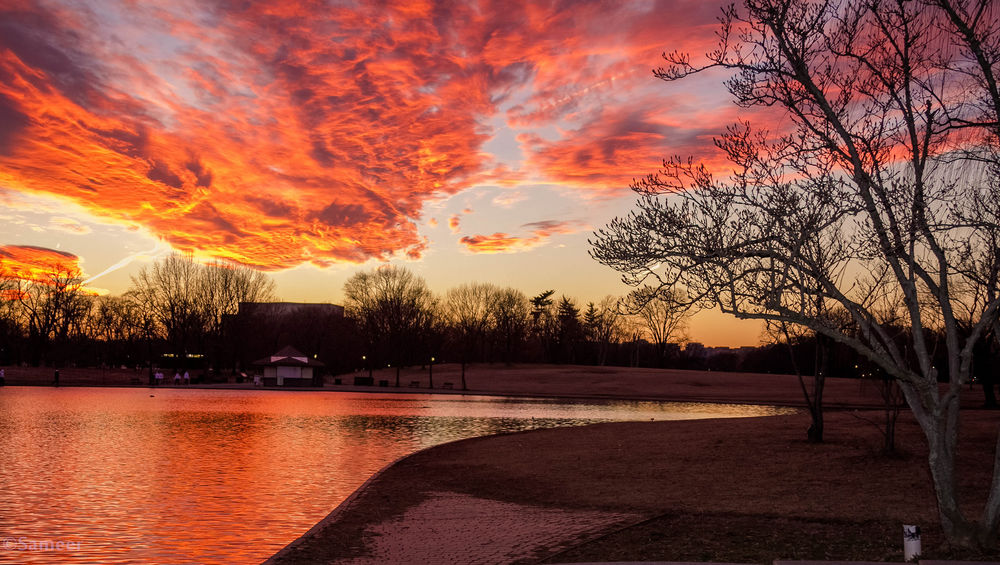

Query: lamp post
363 355 371 379
429 356 435 389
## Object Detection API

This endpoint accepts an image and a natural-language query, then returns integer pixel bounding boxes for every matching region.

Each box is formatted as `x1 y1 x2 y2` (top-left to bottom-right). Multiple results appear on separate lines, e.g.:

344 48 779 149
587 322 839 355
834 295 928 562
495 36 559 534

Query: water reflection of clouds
0 388 795 564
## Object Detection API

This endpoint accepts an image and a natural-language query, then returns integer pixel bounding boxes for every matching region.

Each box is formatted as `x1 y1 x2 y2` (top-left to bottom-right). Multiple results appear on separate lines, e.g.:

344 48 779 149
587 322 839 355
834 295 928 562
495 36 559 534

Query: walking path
264 436 644 565
332 492 639 564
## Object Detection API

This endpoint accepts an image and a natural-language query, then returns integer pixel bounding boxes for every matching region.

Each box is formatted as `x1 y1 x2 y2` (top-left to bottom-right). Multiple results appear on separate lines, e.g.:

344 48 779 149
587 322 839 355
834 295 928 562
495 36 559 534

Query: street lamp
429 356 435 389
363 355 371 379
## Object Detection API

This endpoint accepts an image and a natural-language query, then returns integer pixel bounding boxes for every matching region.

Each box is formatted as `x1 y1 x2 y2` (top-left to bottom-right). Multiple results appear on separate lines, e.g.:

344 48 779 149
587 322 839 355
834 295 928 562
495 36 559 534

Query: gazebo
253 346 324 387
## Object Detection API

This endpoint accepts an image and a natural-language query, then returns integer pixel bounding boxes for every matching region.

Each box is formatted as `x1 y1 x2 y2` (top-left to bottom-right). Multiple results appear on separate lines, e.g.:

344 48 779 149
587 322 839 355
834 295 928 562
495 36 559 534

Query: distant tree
0 263 24 364
620 286 691 366
444 282 496 389
343 265 436 386
88 295 145 367
199 261 276 372
555 296 583 363
591 0 1000 547
529 290 558 361
490 287 530 365
583 296 623 366
122 288 160 380
13 266 89 366
766 320 828 442
129 254 207 369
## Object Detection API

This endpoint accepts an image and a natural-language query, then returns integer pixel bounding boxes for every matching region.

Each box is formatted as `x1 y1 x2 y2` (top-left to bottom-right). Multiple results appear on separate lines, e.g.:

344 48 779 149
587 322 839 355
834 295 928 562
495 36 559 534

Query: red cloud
0 1 731 268
520 105 737 196
459 219 585 253
0 244 84 282
448 214 462 233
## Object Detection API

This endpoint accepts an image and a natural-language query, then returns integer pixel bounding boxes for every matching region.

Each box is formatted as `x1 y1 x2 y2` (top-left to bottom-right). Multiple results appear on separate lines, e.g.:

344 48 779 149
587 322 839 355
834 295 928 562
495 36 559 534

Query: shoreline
0 380 881 410
3 362 969 410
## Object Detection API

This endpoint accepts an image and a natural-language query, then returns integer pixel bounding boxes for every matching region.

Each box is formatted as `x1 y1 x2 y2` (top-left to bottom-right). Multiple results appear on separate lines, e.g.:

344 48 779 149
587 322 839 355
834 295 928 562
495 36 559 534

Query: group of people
153 370 190 385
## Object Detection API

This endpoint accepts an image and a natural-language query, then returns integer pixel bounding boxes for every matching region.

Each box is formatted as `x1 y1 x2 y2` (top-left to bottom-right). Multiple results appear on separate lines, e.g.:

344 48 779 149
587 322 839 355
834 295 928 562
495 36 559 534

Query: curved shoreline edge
260 409 1000 564
259 415 780 564
262 433 488 564
1 382 889 412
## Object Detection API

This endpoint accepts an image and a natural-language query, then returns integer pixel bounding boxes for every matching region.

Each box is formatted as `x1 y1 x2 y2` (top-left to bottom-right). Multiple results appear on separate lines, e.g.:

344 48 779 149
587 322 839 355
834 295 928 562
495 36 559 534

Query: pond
0 386 793 563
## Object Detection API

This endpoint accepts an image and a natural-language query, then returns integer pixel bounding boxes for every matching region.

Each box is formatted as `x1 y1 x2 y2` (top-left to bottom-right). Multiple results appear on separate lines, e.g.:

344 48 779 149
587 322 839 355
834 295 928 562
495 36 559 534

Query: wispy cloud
459 219 587 253
49 217 92 234
82 241 169 285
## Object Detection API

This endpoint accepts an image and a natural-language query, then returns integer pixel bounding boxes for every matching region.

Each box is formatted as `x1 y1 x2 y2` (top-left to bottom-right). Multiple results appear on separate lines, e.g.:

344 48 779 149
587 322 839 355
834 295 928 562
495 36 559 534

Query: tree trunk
807 336 827 443
904 382 996 548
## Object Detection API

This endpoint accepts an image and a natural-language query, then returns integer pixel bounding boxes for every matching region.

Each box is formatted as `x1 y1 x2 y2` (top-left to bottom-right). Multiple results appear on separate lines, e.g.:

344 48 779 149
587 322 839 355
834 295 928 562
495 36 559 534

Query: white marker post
903 524 921 561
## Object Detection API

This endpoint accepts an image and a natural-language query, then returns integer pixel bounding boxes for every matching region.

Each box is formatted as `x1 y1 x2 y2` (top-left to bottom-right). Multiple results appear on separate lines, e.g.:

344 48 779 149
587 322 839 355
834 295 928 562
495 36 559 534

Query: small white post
903 524 921 561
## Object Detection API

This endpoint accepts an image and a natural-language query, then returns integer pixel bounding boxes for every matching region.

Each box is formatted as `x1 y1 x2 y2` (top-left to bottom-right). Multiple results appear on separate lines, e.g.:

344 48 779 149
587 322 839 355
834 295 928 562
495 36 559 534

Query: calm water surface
0 387 793 563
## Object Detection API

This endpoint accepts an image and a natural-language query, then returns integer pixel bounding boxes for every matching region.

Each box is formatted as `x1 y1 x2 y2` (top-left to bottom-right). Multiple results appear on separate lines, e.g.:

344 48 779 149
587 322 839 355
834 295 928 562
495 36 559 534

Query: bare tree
11 266 89 366
620 286 691 366
129 254 207 368
490 287 530 365
199 261 277 372
89 295 144 367
592 0 1000 547
765 320 829 442
343 265 436 387
583 296 624 366
444 282 496 389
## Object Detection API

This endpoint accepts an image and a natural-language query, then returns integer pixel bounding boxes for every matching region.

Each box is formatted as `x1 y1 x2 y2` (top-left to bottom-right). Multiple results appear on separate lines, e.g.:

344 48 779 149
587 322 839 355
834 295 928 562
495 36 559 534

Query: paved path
335 491 640 564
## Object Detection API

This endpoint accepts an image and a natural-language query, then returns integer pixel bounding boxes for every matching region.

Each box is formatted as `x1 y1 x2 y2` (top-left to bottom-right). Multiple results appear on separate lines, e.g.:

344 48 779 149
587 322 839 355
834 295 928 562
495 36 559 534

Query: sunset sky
0 0 764 346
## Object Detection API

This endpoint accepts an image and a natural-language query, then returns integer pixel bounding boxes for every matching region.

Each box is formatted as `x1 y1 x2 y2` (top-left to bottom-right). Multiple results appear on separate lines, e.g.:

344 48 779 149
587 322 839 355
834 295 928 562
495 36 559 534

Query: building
231 301 349 374
237 302 345 319
253 346 324 386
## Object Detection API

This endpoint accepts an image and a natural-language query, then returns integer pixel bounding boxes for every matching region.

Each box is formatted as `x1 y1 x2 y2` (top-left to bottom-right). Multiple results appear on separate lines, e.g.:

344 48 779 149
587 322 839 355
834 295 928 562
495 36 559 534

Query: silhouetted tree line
3 258 996 396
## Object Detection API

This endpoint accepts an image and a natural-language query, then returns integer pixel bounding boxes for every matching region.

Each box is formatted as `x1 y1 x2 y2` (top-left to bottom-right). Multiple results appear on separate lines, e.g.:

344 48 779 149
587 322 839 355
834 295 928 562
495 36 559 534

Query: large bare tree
129 254 208 365
10 266 90 366
592 0 1000 548
343 265 436 386
444 282 497 389
128 254 276 372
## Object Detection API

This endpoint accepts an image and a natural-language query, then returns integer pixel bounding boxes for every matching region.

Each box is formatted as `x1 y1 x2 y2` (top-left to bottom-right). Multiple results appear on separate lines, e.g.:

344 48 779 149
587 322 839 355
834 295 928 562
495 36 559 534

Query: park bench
409 380 420 387
442 382 453 389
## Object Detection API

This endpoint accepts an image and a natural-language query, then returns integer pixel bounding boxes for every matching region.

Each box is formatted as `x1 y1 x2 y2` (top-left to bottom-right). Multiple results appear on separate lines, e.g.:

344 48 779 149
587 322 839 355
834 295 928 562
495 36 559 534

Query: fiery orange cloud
459 220 586 254
448 215 462 234
0 0 732 268
519 106 738 196
0 244 84 282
